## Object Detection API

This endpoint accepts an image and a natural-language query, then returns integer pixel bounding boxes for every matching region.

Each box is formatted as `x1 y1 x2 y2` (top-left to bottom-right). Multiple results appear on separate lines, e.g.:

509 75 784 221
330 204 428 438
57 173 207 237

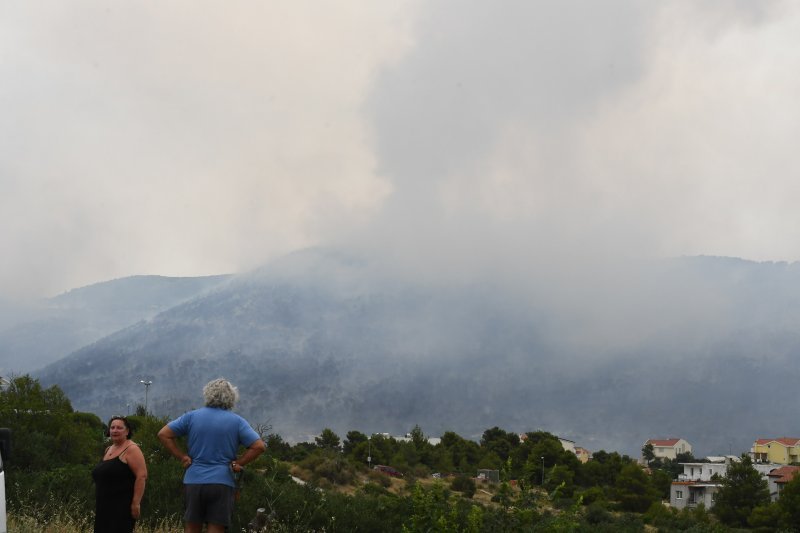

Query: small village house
766 465 800 501
574 446 591 463
751 437 800 465
644 438 692 460
669 457 793 509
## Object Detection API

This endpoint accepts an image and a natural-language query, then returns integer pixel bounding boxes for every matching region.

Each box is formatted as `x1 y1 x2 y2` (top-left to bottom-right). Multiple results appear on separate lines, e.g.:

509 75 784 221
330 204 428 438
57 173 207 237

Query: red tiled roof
755 438 800 447
768 466 800 484
647 438 681 447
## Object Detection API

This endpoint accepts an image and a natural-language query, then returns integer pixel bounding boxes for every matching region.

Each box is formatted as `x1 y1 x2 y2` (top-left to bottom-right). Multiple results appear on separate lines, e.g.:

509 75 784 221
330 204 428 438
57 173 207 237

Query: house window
676 490 683 499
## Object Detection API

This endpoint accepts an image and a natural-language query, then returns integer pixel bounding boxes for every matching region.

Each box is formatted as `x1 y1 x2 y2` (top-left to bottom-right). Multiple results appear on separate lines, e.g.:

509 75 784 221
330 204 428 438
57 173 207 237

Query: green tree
579 450 629 488
429 444 456 474
265 433 292 460
748 503 781 530
776 470 800 527
477 451 503 470
436 431 481 474
650 468 673 499
343 430 367 456
492 481 515 509
545 464 575 499
614 463 660 512
402 482 458 533
0 374 73 414
480 426 519 462
521 437 563 485
289 441 317 462
675 451 697 463
408 425 434 467
641 443 655 464
0 375 100 470
315 428 341 450
364 433 396 467
409 425 426 449
466 505 483 533
713 455 770 527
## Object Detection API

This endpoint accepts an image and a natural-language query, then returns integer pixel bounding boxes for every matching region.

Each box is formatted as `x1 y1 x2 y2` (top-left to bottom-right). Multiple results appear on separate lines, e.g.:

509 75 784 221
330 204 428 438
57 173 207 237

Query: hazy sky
3 0 799 299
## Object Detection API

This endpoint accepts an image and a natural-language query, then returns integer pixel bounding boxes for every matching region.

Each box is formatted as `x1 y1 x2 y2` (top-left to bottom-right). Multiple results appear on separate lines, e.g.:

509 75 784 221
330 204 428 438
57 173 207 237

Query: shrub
312 456 354 485
552 497 575 510
411 464 430 479
367 469 392 487
579 486 606 506
451 475 476 498
584 502 613 525
361 482 391 497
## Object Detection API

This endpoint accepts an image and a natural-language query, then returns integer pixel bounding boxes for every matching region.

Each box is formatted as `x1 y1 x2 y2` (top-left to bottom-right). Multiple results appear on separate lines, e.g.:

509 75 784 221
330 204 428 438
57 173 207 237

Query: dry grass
7 476 517 532
8 512 183 533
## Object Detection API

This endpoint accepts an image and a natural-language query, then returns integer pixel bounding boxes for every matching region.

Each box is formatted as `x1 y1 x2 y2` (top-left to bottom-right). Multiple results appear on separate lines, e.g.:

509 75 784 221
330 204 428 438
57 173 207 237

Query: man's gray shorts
184 484 235 526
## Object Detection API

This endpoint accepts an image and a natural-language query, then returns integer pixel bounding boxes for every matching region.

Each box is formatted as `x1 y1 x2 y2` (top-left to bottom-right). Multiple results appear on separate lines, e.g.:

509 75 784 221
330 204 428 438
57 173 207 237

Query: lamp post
541 456 545 485
140 380 152 414
367 435 372 469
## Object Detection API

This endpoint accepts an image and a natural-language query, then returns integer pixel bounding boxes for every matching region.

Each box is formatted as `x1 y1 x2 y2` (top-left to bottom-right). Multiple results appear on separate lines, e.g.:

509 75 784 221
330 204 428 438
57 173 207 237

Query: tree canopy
713 455 770 527
0 374 735 532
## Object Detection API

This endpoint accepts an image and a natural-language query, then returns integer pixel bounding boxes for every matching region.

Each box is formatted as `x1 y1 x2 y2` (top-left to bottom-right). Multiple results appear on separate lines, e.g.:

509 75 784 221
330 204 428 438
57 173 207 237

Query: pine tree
713 455 770 527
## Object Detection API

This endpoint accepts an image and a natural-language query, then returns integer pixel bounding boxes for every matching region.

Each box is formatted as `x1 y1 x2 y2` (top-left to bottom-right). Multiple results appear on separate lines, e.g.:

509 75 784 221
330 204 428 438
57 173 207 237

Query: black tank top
92 448 136 533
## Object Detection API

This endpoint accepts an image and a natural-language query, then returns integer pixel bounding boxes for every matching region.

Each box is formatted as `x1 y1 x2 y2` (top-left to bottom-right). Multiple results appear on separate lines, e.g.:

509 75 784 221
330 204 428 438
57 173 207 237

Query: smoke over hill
34 249 800 456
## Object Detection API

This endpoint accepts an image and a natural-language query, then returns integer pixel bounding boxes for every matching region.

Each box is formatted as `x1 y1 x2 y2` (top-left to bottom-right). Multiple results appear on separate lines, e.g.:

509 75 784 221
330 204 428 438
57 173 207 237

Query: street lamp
367 435 372 469
140 380 152 414
541 456 545 485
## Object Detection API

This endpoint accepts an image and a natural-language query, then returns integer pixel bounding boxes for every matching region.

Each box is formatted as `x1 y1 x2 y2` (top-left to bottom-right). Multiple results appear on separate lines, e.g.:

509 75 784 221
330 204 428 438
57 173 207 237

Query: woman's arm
125 444 148 519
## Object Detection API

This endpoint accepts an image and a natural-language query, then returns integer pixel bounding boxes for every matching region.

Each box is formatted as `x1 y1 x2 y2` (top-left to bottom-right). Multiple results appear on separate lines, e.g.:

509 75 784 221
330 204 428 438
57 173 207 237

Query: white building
670 457 787 509
645 438 692 460
558 437 576 455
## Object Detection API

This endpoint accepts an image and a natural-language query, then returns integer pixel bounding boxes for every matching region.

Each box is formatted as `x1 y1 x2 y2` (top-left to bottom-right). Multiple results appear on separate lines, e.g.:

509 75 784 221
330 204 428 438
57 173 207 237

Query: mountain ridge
0 274 231 374
31 249 800 456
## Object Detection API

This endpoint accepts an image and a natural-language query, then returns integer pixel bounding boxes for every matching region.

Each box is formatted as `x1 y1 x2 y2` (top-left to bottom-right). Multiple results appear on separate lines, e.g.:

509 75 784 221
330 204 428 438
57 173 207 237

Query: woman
92 415 148 532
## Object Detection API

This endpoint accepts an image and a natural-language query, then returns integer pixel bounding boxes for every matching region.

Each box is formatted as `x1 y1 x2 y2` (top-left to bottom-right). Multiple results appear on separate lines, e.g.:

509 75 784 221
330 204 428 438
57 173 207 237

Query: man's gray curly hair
203 378 239 410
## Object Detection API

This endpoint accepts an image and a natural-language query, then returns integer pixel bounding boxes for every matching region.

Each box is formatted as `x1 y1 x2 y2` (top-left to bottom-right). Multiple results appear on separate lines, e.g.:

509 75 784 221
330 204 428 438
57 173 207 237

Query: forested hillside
0 274 230 373
33 249 800 456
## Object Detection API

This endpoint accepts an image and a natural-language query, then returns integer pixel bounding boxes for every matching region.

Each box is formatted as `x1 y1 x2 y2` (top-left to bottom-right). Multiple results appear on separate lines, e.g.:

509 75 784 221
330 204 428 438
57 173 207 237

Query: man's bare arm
157 425 192 468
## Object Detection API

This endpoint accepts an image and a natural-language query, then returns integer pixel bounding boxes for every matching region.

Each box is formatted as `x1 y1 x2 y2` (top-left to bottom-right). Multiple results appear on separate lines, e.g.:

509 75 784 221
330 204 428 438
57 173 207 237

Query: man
158 378 266 533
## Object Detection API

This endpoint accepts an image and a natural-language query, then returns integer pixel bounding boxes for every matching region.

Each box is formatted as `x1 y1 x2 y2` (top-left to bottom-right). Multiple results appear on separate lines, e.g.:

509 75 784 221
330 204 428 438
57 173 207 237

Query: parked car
373 465 403 478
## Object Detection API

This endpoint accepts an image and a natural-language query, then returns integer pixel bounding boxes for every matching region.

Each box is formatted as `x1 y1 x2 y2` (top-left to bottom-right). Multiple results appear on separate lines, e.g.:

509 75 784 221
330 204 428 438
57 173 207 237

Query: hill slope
35 250 800 455
1 274 231 373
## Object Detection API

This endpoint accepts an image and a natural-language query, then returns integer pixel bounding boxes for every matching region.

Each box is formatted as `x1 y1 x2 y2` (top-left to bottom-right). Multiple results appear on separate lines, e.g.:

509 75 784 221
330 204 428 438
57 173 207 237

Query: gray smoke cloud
2 0 799 304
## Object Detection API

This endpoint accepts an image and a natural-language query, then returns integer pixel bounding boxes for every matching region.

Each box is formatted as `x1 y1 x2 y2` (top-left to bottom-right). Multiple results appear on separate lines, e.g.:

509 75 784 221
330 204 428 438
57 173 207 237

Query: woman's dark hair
106 415 133 439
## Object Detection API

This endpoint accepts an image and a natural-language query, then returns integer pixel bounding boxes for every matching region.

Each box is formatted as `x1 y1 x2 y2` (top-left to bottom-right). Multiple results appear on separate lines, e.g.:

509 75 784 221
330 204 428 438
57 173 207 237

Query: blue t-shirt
167 406 260 487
